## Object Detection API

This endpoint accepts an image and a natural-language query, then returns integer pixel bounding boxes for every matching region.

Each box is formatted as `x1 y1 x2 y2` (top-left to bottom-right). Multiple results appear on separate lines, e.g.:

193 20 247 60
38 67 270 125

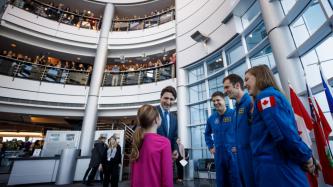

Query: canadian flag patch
257 96 276 112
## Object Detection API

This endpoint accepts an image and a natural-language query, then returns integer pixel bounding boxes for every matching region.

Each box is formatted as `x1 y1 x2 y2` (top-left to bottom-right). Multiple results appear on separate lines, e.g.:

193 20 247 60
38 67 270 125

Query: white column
177 68 190 148
259 0 305 97
79 3 114 156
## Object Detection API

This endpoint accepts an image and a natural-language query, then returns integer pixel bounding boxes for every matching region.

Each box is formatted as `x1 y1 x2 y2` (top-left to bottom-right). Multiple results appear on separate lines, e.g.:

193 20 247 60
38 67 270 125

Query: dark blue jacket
251 86 312 187
157 106 178 151
204 108 235 149
234 93 255 187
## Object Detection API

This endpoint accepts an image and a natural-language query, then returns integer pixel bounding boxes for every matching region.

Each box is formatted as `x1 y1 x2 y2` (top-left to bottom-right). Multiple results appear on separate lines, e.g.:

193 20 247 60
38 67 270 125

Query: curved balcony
1 2 176 57
7 0 175 31
0 55 176 86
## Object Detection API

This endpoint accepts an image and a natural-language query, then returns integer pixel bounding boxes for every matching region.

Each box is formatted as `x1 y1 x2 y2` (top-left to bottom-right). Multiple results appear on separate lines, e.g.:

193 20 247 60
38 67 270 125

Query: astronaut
204 91 240 187
223 74 255 187
244 65 320 187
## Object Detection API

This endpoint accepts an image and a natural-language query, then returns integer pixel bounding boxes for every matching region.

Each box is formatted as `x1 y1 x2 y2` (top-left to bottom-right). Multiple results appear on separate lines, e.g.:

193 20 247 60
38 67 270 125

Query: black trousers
103 161 119 187
176 158 184 180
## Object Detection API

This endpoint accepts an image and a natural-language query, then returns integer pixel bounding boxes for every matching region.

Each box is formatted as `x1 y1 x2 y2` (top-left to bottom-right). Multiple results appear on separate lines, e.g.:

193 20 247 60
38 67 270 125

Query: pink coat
131 133 173 187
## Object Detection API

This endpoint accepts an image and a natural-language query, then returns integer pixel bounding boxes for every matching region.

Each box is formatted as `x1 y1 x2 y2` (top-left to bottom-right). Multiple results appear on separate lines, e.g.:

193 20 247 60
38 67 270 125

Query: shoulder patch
257 96 276 112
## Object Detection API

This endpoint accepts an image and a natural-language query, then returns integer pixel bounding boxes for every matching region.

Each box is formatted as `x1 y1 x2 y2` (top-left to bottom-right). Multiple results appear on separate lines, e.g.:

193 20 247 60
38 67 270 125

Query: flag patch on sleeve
257 96 276 112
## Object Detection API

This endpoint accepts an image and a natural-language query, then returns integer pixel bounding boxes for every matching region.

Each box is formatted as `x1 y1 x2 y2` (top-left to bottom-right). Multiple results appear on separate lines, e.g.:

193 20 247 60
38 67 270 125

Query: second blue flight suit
251 87 312 187
234 93 255 187
205 108 240 187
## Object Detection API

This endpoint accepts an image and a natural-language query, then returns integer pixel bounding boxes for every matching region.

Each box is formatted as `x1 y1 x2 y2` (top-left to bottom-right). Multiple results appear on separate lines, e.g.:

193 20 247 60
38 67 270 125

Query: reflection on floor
0 177 216 187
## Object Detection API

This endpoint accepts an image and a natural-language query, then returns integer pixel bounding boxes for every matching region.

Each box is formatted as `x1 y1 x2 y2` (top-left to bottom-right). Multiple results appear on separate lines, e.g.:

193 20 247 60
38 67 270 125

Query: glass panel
228 62 248 79
188 65 204 84
245 21 267 50
208 74 224 95
301 35 333 87
290 2 326 47
191 126 203 148
206 51 224 75
66 71 89 85
189 103 208 124
226 42 245 65
241 1 260 28
189 83 206 103
280 0 297 14
250 45 276 68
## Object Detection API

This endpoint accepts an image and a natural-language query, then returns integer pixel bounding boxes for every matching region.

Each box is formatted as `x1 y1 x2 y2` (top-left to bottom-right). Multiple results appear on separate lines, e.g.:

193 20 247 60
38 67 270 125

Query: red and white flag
290 86 318 187
257 96 276 112
290 86 313 148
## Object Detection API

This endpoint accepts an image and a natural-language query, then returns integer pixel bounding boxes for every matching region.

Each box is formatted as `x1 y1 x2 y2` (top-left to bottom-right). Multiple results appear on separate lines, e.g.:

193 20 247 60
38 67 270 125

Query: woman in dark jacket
103 135 122 187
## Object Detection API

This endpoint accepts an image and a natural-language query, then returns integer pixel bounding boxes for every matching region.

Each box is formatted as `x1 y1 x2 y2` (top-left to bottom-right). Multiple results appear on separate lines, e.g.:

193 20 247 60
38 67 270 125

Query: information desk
7 156 91 185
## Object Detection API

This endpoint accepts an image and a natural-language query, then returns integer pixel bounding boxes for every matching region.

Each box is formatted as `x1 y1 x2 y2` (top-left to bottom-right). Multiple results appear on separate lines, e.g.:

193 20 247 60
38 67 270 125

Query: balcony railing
112 9 175 31
0 55 176 86
8 0 175 31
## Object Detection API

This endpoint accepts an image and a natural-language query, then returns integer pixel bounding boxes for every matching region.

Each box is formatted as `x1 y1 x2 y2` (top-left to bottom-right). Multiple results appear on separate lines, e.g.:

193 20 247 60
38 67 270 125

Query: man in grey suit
157 86 178 151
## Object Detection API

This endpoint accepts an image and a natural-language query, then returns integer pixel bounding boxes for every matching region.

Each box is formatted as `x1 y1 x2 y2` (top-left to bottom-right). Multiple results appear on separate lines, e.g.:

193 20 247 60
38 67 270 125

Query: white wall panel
176 0 240 67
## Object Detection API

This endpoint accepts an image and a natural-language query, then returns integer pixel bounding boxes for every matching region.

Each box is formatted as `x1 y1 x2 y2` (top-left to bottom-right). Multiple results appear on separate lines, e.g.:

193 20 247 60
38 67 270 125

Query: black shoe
85 182 94 186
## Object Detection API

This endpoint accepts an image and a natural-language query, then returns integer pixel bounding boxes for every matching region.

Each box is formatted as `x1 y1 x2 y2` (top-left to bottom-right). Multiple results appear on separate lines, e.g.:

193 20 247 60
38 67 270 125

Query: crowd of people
9 0 175 31
1 49 176 73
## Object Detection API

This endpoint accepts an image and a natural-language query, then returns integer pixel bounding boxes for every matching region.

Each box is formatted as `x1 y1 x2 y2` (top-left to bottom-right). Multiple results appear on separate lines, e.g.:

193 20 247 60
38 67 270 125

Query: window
206 51 224 75
189 83 206 103
190 125 206 148
228 62 248 79
188 65 204 84
226 42 245 65
241 1 261 28
189 103 208 125
208 74 224 96
301 36 333 87
245 21 267 50
250 45 276 68
289 1 326 47
280 0 297 14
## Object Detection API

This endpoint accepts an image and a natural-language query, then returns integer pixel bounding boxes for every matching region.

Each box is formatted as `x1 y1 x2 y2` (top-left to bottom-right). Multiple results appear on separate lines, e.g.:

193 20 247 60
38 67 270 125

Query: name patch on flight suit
238 107 245 115
223 117 232 123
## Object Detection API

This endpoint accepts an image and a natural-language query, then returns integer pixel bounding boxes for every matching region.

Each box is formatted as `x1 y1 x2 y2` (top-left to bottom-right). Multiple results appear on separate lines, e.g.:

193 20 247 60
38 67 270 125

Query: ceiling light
11 43 16 48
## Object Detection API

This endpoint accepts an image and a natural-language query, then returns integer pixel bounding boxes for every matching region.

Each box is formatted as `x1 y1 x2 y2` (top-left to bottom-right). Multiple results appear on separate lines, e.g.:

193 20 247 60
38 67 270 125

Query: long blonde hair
130 104 159 162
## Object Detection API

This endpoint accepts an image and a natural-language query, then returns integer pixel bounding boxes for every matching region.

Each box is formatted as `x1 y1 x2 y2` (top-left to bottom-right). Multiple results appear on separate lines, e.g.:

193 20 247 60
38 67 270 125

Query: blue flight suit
204 108 240 187
234 93 255 187
251 87 312 187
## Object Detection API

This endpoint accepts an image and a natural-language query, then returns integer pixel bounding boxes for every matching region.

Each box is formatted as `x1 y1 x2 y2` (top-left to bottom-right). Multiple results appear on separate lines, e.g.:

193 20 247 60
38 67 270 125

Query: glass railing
102 64 176 86
0 55 176 86
9 0 102 30
112 9 175 31
8 0 175 31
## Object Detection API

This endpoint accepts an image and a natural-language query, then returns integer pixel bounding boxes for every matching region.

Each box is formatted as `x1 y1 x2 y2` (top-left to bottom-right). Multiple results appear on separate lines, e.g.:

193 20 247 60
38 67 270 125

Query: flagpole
317 62 333 161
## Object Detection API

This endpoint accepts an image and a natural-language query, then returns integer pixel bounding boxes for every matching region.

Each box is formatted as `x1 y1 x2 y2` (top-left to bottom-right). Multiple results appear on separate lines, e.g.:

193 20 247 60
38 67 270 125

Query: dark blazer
89 141 108 167
156 106 178 151
109 144 122 166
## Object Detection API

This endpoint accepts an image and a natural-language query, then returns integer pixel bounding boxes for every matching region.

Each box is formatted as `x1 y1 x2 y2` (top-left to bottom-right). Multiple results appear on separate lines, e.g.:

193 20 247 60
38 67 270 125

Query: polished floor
0 174 215 187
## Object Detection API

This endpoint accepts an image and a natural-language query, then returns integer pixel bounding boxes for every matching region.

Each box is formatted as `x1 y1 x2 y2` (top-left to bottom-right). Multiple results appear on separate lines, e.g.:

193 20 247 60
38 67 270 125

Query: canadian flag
290 86 318 187
257 96 276 112
290 87 313 148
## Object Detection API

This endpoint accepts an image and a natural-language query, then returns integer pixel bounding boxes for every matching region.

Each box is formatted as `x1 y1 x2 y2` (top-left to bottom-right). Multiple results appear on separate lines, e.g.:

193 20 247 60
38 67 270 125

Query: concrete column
79 3 114 156
177 68 190 148
259 0 306 97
